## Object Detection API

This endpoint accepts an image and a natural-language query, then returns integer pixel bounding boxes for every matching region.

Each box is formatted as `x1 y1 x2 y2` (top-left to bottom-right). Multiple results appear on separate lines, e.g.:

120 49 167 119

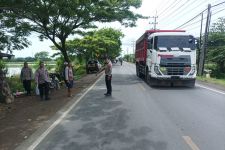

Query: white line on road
27 76 103 150
196 84 225 95
138 83 146 91
183 136 200 150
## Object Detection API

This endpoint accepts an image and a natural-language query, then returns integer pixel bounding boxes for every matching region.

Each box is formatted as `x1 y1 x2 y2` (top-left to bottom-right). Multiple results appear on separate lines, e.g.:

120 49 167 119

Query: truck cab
135 30 196 87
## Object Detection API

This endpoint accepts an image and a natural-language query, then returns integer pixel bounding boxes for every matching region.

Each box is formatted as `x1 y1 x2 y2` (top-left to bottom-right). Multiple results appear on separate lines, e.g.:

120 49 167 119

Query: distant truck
135 30 196 87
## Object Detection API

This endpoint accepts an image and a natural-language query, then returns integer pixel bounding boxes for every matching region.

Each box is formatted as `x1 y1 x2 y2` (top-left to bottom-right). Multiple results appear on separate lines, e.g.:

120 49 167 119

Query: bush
74 64 86 80
7 75 35 93
210 68 225 79
205 63 216 70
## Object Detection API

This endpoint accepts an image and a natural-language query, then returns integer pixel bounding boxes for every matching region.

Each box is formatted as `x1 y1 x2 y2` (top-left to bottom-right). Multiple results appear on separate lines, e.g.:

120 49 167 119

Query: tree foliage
61 28 124 61
34 51 50 61
0 7 30 52
2 0 144 62
208 17 225 74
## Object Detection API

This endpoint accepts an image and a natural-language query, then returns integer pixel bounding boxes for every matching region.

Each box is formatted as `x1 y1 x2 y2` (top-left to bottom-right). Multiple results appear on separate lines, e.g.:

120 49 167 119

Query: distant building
0 52 14 59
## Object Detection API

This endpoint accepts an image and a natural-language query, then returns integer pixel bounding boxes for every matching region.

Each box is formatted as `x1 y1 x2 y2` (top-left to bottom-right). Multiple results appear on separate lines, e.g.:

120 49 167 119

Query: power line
167 0 225 30
174 9 206 29
158 0 182 17
209 15 225 27
159 0 194 22
184 23 206 31
180 16 207 29
185 2 225 29
164 0 207 24
211 0 225 7
149 0 169 16
211 7 225 16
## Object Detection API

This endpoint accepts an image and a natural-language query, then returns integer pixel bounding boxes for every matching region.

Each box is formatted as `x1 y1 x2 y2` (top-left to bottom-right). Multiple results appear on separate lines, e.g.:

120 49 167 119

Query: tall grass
197 76 225 87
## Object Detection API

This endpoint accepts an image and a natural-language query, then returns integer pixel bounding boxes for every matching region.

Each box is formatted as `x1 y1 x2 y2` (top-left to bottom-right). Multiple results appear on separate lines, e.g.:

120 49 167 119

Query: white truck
135 30 196 87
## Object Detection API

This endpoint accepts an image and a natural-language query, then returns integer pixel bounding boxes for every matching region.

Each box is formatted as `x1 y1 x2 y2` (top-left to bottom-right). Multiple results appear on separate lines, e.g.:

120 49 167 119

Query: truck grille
164 63 188 75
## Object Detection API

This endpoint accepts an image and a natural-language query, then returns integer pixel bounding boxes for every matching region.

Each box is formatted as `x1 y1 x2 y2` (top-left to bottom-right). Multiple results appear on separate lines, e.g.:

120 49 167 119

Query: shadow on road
36 80 168 150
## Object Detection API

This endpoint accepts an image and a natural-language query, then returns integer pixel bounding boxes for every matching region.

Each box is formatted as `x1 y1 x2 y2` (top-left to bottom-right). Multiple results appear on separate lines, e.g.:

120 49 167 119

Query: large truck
135 30 196 87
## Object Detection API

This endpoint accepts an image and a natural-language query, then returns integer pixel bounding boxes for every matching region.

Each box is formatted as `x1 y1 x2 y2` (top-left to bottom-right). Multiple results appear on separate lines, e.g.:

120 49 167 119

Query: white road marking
138 83 146 91
196 84 225 95
183 136 200 150
27 76 103 150
126 63 225 96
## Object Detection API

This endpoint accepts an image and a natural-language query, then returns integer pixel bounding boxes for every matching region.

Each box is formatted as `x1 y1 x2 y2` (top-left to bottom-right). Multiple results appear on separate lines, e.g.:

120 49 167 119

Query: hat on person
64 62 68 65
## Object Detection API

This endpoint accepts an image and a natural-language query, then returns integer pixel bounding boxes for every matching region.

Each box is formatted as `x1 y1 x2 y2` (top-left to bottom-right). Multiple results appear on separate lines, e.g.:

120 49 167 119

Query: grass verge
197 76 225 87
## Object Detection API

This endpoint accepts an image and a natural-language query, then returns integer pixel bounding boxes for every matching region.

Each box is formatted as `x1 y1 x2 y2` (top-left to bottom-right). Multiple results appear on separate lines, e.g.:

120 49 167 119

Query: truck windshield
154 35 195 50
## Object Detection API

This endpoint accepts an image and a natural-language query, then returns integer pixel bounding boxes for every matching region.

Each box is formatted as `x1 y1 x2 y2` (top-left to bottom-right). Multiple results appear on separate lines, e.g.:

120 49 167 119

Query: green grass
6 75 36 93
6 61 56 67
197 76 225 87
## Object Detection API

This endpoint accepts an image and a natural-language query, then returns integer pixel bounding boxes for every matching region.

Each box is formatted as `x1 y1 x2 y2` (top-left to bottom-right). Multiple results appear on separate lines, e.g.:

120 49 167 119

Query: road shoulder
196 80 225 92
0 73 102 150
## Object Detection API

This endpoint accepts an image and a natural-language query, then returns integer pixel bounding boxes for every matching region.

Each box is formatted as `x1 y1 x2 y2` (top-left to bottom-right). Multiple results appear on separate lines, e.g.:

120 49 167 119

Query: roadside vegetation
1 0 144 103
197 76 225 87
203 18 225 79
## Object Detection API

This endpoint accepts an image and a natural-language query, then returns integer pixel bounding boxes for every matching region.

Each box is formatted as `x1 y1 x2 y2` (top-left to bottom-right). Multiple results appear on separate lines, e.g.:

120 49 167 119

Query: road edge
15 74 103 150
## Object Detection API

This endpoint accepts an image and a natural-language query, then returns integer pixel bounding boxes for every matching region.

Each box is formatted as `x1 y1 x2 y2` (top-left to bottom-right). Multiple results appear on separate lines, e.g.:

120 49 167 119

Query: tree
62 28 124 61
34 51 50 61
208 18 225 74
3 0 144 62
0 6 30 52
0 3 30 103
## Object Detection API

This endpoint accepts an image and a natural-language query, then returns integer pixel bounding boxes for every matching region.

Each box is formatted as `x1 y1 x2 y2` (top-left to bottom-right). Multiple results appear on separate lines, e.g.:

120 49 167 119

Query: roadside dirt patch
0 73 102 150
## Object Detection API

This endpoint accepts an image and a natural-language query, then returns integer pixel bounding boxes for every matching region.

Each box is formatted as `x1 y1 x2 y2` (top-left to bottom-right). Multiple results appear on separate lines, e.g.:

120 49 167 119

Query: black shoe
104 93 111 96
45 97 51 100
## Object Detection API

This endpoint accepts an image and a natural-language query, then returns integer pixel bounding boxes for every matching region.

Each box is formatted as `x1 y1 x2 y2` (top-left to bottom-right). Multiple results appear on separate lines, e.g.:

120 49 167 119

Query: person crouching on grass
65 62 74 97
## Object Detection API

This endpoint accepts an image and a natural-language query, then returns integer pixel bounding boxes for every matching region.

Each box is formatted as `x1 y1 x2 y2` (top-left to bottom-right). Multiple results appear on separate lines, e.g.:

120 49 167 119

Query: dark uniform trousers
23 80 31 95
105 75 112 94
38 82 49 99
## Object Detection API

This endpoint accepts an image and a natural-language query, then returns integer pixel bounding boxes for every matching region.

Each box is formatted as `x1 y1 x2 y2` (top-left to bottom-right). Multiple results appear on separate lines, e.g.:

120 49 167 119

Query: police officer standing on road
96 57 112 96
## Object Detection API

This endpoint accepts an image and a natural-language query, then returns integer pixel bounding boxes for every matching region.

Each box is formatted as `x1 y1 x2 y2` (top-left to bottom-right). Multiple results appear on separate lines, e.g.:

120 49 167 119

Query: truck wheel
148 76 155 86
136 65 140 78
145 67 149 83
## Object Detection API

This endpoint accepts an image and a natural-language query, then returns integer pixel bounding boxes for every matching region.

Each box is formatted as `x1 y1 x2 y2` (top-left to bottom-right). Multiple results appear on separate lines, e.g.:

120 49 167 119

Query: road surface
20 62 225 150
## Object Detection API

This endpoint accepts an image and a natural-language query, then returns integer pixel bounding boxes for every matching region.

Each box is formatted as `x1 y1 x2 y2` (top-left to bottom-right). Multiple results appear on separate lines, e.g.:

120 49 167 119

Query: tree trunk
61 39 70 63
0 69 14 103
61 49 70 63
218 61 225 73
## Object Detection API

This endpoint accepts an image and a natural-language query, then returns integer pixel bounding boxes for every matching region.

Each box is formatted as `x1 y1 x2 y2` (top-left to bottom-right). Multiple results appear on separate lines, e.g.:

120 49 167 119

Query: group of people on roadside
20 61 74 100
20 57 113 100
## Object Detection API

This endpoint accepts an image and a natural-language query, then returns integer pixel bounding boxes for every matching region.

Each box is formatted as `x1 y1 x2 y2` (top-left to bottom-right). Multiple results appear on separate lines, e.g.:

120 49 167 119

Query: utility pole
198 4 211 76
197 12 204 74
149 11 158 30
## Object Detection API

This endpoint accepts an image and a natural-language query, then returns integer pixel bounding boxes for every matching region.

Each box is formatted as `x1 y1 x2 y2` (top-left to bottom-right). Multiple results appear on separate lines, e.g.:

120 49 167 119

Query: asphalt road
24 62 225 150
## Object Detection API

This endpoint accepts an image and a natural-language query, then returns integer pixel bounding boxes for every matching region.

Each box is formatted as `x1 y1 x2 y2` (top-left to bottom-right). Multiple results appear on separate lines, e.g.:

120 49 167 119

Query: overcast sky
13 0 225 58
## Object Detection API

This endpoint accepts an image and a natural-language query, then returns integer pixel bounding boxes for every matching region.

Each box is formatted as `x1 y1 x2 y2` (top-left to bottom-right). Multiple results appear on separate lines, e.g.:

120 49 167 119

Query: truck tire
136 65 140 78
145 67 149 82
148 76 155 86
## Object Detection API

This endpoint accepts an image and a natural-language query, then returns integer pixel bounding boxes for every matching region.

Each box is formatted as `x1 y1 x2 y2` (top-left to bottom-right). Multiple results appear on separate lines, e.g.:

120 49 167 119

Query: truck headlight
159 66 167 75
154 66 162 75
184 66 191 75
189 65 196 76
